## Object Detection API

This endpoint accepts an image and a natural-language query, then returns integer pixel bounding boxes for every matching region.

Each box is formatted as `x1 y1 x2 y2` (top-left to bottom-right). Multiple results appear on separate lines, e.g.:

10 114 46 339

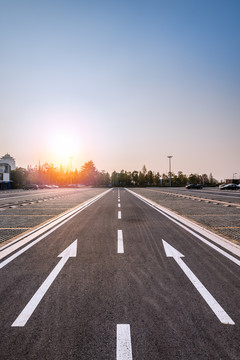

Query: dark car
23 184 39 190
185 184 203 189
219 183 239 190
38 184 51 189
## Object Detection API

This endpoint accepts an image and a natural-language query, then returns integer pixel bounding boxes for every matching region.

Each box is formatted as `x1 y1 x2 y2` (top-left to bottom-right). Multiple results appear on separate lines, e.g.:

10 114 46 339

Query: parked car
186 184 203 189
219 183 239 190
23 184 39 190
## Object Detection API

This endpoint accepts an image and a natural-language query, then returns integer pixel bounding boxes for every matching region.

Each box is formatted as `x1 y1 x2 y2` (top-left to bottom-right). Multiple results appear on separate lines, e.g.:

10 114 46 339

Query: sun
49 132 79 164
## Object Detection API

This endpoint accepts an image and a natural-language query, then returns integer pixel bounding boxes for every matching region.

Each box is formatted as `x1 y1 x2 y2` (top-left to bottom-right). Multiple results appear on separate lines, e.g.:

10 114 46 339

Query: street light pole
167 156 173 187
69 157 73 185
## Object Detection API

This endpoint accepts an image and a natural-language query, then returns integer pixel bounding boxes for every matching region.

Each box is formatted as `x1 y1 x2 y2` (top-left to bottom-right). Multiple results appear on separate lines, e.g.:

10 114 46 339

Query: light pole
167 156 173 187
69 157 73 185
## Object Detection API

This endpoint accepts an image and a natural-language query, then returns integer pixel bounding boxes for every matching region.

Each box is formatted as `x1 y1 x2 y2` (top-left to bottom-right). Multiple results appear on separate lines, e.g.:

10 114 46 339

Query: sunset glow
49 132 79 165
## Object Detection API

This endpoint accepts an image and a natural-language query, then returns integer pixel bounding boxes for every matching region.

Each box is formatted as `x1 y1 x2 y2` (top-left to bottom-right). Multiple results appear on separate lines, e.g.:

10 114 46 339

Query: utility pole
167 156 173 187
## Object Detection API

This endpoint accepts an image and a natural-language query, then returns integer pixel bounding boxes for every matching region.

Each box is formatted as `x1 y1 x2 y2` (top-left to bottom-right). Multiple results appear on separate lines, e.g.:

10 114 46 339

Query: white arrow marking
12 240 78 327
162 240 235 325
117 324 133 360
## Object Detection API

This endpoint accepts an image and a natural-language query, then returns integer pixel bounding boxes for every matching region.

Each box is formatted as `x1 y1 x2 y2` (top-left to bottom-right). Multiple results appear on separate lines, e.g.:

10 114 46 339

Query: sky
0 0 239 181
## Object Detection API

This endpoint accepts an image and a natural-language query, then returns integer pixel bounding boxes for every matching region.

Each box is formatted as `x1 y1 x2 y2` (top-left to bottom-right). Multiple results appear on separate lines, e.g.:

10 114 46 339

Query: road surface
0 188 239 359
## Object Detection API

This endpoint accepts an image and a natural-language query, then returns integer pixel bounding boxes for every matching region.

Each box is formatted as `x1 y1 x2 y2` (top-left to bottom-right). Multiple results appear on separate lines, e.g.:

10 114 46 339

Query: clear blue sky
0 0 239 181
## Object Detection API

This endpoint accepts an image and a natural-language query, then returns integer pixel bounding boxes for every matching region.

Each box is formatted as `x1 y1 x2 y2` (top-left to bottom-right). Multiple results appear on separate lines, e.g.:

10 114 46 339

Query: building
0 153 16 190
0 163 11 189
225 178 240 185
0 153 16 170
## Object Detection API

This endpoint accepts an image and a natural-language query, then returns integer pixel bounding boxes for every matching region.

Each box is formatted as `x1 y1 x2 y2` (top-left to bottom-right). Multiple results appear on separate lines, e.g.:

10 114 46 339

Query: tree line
10 161 218 188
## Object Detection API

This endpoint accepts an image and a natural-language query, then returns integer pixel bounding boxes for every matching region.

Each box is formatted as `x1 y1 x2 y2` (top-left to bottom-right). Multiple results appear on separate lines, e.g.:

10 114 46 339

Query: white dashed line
118 211 122 219
118 230 124 253
117 324 133 360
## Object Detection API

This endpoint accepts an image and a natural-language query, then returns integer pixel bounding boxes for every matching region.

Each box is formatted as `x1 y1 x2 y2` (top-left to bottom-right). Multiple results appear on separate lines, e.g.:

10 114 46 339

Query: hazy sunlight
49 131 79 165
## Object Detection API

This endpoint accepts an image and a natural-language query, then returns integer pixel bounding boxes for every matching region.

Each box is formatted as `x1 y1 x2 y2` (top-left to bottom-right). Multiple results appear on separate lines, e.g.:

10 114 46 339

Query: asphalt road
0 188 239 359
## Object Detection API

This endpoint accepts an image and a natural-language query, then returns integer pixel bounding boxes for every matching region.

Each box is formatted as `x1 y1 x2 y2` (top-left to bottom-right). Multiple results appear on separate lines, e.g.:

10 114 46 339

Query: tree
80 161 97 185
9 162 220 189
72 169 79 184
111 171 119 186
138 171 146 186
177 171 188 186
155 172 161 186
142 165 147 176
10 168 28 188
118 170 132 186
209 173 217 186
131 171 139 186
171 172 178 186
146 170 154 186
161 173 168 186
188 173 200 184
200 174 209 186
96 171 110 186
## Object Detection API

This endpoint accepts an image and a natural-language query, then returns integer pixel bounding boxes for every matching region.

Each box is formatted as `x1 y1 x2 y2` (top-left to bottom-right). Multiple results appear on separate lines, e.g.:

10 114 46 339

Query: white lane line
12 240 78 327
118 203 121 208
118 211 122 219
117 324 133 360
125 189 240 265
0 189 112 268
118 230 124 253
118 199 120 202
163 240 235 325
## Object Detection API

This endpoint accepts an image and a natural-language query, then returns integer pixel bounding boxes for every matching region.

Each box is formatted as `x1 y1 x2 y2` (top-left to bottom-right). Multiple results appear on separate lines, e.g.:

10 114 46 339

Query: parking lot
0 188 106 244
130 187 240 245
